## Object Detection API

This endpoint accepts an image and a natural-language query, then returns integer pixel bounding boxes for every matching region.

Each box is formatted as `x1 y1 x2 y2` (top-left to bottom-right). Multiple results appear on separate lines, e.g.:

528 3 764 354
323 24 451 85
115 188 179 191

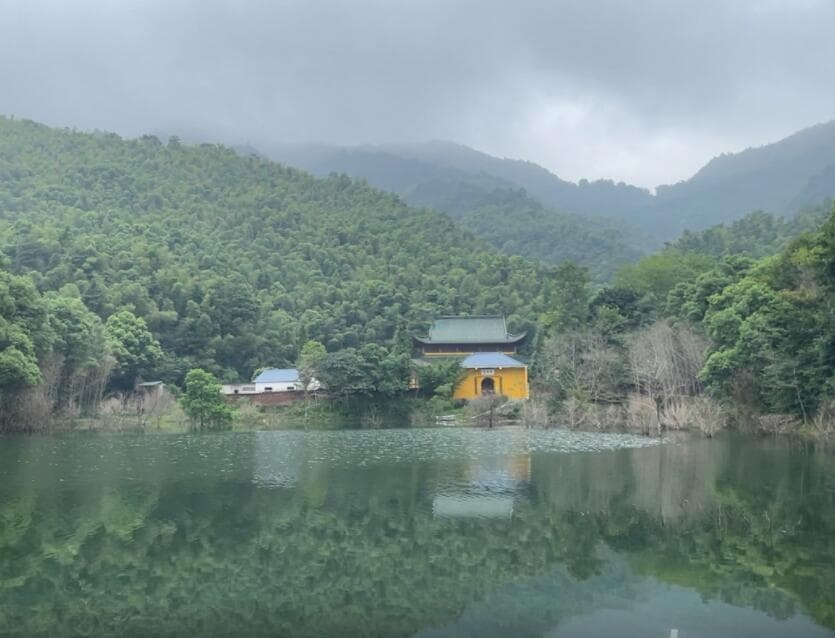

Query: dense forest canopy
263 143 650 280
0 117 557 393
668 205 832 259
0 116 833 433
532 202 835 432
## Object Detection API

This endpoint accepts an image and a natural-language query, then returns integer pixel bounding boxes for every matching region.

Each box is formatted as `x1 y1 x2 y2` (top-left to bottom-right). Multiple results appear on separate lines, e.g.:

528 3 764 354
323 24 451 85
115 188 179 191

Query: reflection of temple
466 453 531 487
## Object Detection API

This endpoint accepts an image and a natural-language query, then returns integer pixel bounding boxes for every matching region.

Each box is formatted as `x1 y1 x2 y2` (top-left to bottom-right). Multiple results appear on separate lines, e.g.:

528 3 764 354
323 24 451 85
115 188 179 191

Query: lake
1 428 833 637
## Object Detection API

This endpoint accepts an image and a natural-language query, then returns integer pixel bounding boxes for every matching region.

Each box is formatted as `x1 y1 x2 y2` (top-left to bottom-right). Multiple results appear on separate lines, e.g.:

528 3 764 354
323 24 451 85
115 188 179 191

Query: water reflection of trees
527 437 835 630
0 435 832 636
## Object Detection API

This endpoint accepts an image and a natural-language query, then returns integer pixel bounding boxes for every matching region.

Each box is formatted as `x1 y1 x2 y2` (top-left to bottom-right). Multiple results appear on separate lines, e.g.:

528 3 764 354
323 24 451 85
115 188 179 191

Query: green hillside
263 143 651 279
395 131 835 238
452 189 645 280
0 117 557 389
381 140 654 219
266 124 835 245
648 121 835 235
529 203 835 433
2 116 832 432
669 203 833 259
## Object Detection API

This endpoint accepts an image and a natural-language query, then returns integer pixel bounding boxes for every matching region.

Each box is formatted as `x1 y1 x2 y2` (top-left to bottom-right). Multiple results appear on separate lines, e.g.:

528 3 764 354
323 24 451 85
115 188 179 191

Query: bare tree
538 330 627 405
627 321 708 413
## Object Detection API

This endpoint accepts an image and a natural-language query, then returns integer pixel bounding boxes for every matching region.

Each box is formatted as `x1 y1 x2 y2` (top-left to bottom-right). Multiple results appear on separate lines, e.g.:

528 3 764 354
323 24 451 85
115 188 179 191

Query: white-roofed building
221 368 321 398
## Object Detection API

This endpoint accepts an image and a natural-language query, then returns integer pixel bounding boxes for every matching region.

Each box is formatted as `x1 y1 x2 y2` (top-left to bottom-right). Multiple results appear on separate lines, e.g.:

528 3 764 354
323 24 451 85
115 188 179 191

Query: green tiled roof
414 316 526 344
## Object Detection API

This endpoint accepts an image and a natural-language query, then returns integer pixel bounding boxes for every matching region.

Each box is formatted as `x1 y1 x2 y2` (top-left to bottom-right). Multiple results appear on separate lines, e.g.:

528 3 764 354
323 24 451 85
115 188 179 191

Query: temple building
413 316 526 356
413 316 529 400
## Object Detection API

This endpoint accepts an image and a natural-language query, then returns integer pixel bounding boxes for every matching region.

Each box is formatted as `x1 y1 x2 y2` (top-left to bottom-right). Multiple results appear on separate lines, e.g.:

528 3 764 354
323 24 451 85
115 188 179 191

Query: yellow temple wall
453 367 529 400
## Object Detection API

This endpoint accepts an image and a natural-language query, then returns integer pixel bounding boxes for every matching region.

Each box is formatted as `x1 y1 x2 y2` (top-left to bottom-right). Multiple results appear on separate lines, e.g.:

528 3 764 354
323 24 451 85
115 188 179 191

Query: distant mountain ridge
651 120 835 234
259 142 654 280
262 140 654 221
379 140 655 219
261 120 835 241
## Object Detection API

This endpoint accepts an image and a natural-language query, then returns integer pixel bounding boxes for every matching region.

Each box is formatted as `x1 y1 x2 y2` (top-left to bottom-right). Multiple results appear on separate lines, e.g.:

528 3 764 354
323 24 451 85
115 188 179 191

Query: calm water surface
1 428 833 637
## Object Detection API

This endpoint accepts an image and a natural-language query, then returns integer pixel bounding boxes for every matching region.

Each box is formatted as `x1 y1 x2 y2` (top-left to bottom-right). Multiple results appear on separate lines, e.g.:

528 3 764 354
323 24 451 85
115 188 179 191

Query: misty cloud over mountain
2 0 835 187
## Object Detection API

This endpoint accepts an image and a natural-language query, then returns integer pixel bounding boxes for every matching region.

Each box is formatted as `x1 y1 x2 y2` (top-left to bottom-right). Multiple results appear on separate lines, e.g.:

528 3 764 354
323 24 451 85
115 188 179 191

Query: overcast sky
2 0 834 188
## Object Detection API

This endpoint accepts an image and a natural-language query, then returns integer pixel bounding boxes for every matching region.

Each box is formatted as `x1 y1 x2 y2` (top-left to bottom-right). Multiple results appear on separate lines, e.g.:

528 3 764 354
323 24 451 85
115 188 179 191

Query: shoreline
14 401 834 441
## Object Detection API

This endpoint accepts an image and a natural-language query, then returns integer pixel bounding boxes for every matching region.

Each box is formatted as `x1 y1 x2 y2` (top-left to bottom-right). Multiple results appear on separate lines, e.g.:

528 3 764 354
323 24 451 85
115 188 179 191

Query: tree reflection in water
0 431 832 636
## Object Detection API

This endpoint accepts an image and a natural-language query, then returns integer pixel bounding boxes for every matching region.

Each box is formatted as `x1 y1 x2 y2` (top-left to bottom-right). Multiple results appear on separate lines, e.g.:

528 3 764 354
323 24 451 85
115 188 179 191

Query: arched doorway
481 377 495 395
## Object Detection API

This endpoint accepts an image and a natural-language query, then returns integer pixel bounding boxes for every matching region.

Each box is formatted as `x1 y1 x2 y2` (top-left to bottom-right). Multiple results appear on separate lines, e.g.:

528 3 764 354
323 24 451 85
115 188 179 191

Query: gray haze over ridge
2 0 835 189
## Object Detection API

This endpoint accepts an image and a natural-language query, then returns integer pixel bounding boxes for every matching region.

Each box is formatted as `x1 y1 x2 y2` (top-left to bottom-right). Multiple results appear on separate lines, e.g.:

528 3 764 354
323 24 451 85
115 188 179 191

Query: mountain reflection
0 430 832 637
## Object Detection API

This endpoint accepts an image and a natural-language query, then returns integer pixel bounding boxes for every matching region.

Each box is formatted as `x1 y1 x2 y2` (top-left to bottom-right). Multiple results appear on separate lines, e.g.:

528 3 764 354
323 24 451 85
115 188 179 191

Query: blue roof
253 368 300 383
460 353 525 369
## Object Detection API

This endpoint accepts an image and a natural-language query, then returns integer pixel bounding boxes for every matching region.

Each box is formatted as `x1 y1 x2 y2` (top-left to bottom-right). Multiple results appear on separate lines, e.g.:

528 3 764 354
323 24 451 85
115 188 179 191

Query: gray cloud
1 0 834 187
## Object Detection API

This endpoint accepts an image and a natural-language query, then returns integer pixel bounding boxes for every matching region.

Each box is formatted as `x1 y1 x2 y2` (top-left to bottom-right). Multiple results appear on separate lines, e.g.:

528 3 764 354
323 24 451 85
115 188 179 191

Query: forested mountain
532 203 835 433
264 121 835 244
0 117 558 398
266 142 652 281
668 203 833 259
446 189 645 281
383 141 655 218
649 120 835 235
258 143 520 212
266 141 654 220
669 207 835 422
2 116 832 432
263 143 650 279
